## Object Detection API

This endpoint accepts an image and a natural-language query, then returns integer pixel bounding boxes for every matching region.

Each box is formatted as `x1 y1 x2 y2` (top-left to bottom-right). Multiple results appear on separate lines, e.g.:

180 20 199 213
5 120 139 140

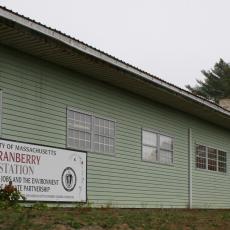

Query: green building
0 6 230 208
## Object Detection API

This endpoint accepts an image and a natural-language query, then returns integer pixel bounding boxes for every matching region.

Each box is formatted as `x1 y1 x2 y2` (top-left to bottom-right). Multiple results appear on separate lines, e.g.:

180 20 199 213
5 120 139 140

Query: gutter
0 6 230 118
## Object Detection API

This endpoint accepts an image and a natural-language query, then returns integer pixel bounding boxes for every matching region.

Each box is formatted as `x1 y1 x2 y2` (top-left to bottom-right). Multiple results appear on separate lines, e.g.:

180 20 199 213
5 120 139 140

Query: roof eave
0 6 230 130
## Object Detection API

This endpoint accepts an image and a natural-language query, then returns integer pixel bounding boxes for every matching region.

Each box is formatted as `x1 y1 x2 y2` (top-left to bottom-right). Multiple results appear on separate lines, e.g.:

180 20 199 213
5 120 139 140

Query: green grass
0 206 230 230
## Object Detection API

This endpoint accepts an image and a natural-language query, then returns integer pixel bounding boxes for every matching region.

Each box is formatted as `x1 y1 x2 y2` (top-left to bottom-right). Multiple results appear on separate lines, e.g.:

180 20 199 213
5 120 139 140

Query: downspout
188 128 192 209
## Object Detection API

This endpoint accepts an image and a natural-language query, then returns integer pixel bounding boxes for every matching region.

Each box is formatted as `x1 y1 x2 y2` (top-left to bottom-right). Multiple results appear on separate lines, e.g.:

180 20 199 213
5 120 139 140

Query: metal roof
0 5 230 130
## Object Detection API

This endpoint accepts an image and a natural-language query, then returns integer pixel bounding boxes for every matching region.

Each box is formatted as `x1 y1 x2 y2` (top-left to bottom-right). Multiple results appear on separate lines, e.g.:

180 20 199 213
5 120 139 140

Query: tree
186 59 230 103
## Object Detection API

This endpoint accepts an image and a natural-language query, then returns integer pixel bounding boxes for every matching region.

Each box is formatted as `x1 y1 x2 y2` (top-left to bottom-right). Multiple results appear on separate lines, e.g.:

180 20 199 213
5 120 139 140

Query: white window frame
195 144 227 173
66 107 116 155
141 129 174 165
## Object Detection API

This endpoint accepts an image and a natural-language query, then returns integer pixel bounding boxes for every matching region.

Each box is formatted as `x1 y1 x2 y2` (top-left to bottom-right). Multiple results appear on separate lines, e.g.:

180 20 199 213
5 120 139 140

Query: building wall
191 124 230 208
0 44 230 208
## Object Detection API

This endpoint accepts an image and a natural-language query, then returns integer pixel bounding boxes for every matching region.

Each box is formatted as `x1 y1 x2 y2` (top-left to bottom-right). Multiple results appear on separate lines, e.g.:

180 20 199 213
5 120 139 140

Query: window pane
218 161 226 173
68 111 92 132
196 145 206 169
67 128 91 151
94 118 99 125
79 140 85 149
68 129 74 138
93 134 114 154
196 145 206 157
79 131 85 140
159 150 173 164
104 127 109 136
196 156 206 169
68 118 74 127
100 143 104 153
86 115 91 124
104 120 109 128
68 110 74 119
142 131 157 146
86 140 90 148
109 121 115 137
160 135 173 150
109 138 114 147
218 151 226 162
99 126 104 135
94 135 99 143
99 119 104 127
94 117 114 137
94 124 99 134
67 138 74 147
99 136 104 144
208 147 217 159
142 146 157 162
94 143 99 152
218 151 227 172
105 145 109 153
208 147 217 171
105 137 109 145
93 117 115 153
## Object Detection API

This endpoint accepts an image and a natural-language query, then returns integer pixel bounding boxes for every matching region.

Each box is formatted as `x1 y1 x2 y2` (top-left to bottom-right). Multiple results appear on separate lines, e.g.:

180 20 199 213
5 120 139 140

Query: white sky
1 0 230 89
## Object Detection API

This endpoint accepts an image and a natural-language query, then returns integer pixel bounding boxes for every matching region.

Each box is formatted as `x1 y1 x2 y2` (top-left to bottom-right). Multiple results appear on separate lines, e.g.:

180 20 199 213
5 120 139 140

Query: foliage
0 181 25 206
0 208 230 230
32 202 48 210
186 58 230 103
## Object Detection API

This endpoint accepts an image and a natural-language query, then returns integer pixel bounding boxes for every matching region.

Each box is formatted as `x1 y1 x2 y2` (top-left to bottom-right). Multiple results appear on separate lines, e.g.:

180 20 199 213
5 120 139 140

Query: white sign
0 139 87 202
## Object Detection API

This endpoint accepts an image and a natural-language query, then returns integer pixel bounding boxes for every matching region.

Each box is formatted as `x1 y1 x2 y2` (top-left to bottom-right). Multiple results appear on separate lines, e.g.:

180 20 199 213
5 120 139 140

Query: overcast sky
1 0 230 89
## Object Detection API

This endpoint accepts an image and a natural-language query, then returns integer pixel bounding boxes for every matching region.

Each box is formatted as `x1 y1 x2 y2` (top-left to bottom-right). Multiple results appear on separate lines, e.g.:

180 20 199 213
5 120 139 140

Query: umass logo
61 167 77 192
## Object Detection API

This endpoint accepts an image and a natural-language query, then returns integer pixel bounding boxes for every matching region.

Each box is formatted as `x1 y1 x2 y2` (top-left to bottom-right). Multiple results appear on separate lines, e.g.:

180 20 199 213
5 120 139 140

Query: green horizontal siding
1 44 230 208
191 125 230 208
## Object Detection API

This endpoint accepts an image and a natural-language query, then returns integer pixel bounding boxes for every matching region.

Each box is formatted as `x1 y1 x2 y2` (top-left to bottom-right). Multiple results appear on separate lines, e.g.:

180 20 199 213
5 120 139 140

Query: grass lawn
0 206 230 230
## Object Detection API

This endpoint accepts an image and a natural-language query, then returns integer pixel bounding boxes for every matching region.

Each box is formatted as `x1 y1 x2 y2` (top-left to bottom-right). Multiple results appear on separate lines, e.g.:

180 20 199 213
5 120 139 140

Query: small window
67 108 115 154
196 144 227 172
142 130 173 164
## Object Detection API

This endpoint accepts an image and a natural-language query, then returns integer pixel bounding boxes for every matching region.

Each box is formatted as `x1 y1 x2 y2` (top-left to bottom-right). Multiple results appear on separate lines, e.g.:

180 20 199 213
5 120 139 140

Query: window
196 145 206 169
93 117 115 153
67 108 115 154
142 130 173 164
196 144 227 172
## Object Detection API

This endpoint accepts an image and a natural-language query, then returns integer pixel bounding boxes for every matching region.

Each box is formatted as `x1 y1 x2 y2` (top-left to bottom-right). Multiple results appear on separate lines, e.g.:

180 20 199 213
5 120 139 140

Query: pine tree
186 59 230 103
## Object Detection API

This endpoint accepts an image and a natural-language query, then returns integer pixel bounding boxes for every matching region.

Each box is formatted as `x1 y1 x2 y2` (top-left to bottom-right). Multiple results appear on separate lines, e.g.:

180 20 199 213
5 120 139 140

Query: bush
0 181 25 206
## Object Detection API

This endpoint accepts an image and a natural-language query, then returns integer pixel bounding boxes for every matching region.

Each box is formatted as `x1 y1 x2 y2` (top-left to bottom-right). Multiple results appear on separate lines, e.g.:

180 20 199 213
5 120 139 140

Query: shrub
0 181 25 206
